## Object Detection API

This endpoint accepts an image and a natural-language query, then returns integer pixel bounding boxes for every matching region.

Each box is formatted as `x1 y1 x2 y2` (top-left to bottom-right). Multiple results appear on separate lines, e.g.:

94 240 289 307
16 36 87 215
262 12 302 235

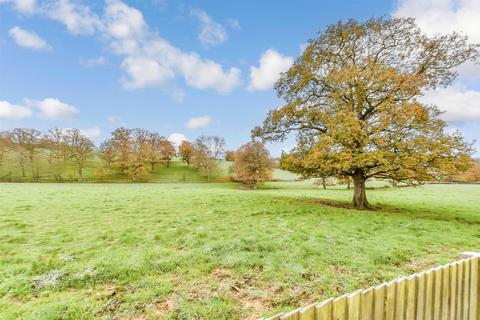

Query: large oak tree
253 18 478 209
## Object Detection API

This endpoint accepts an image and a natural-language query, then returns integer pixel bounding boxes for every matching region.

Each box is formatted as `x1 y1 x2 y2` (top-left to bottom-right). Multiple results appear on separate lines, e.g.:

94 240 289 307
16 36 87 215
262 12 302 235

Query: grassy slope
1 183 479 319
0 156 298 183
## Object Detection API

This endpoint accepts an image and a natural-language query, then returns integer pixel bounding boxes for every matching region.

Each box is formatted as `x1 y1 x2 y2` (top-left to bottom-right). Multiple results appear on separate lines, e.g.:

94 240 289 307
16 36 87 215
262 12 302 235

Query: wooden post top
460 251 480 259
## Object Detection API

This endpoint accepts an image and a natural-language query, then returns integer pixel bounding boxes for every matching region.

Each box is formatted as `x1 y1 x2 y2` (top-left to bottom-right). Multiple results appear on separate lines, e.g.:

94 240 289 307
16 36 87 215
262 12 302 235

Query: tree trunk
78 166 83 181
21 162 25 177
151 162 155 171
352 172 369 209
347 180 350 190
322 177 327 189
29 153 35 179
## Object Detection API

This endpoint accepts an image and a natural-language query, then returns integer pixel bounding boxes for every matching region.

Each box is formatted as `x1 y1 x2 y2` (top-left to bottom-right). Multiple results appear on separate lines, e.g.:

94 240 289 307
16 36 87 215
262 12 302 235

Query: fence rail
259 253 480 320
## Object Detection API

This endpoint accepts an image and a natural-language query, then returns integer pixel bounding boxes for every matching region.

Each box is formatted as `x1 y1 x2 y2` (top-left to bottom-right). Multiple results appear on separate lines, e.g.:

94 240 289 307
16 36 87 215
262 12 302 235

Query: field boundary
259 252 480 320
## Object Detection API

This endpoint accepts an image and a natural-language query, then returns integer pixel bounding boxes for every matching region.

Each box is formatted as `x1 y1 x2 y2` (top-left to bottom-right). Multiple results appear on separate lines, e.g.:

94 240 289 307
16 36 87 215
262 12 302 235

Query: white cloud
248 49 293 91
421 85 480 122
44 0 101 35
1 0 242 95
9 26 51 51
120 56 174 89
393 0 480 81
80 126 102 139
394 0 480 43
0 0 36 14
104 0 146 45
1 0 100 34
186 115 211 129
0 100 33 119
80 56 107 67
27 98 80 120
393 0 480 124
190 8 228 47
105 1 241 93
168 133 188 148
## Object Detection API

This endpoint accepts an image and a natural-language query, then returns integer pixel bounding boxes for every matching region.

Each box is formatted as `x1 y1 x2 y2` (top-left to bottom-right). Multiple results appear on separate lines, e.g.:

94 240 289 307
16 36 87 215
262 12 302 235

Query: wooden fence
259 253 480 320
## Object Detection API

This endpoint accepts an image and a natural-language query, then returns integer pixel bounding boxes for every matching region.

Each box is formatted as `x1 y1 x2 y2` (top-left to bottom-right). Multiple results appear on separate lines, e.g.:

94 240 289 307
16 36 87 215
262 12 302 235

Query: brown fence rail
259 253 480 320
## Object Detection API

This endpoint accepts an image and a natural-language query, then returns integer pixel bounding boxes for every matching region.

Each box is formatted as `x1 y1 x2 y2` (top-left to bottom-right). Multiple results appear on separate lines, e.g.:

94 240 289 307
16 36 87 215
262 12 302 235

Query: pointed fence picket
258 253 480 320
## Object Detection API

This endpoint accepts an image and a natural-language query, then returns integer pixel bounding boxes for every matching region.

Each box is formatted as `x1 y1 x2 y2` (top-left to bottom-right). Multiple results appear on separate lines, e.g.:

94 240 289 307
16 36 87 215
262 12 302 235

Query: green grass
0 156 297 183
1 183 479 319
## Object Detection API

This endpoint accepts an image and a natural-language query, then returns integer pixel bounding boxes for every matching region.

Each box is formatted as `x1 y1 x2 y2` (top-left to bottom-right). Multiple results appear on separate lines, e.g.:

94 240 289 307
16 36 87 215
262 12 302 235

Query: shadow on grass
282 196 480 226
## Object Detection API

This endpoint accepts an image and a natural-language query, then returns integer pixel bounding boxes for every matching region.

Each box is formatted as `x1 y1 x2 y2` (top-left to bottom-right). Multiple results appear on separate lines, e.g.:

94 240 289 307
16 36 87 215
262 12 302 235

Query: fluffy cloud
394 0 480 43
1 0 241 95
27 98 79 120
44 0 101 35
186 115 211 129
9 26 51 51
394 0 480 81
190 8 228 47
248 49 293 91
168 133 189 148
393 0 480 123
104 1 241 93
104 0 146 46
0 0 36 14
421 86 480 122
120 56 174 89
0 100 33 119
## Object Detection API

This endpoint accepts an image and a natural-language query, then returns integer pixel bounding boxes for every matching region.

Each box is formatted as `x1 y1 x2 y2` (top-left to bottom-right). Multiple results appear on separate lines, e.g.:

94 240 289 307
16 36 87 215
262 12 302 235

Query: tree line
0 127 275 185
0 128 94 182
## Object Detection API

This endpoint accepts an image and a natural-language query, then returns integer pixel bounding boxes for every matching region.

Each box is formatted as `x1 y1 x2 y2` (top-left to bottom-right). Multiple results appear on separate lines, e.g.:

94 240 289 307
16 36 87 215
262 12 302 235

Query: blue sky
1 0 479 156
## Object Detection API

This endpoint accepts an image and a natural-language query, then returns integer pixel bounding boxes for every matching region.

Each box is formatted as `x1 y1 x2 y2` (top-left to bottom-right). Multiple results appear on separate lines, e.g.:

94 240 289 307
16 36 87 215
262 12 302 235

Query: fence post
460 252 480 320
460 252 480 259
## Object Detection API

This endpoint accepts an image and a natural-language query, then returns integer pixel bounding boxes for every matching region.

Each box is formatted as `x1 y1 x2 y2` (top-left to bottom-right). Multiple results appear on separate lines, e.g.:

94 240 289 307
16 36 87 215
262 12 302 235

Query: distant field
1 183 479 319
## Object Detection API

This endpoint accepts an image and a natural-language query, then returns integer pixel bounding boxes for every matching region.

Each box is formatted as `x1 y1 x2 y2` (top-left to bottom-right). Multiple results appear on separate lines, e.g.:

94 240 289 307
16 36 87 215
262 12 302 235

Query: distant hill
0 154 300 183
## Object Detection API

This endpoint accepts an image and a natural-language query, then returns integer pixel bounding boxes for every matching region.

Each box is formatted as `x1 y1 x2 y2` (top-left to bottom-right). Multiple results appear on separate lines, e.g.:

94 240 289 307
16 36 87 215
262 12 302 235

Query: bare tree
9 128 42 179
63 129 94 181
192 135 225 182
43 128 69 181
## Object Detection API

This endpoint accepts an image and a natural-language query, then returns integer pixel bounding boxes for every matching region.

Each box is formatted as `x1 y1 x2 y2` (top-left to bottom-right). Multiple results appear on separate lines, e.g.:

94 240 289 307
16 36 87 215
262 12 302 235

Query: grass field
0 157 299 183
1 183 479 319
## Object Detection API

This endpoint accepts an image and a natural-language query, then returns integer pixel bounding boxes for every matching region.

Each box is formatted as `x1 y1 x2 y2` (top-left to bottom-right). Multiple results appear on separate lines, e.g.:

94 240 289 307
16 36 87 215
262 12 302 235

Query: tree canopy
233 142 274 187
253 17 478 209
